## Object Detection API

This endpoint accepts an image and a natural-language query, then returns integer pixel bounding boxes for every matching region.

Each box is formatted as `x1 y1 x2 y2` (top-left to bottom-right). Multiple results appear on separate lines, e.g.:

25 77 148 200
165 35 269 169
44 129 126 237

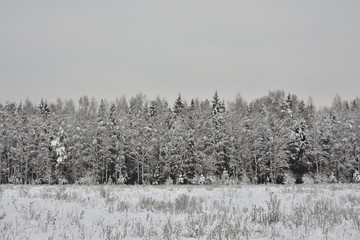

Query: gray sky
1 0 360 106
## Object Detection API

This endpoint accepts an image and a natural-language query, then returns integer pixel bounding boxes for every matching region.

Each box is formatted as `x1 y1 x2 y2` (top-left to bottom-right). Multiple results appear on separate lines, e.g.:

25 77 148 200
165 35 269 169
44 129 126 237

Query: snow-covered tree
2 92 360 185
95 99 108 183
51 127 69 184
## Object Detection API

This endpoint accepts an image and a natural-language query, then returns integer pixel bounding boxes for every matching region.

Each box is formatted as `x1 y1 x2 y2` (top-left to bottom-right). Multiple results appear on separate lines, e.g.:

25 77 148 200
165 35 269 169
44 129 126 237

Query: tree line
1 90 360 185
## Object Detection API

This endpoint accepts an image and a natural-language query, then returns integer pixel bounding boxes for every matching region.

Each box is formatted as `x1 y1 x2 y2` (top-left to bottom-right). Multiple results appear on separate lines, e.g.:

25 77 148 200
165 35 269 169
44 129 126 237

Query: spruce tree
173 93 185 116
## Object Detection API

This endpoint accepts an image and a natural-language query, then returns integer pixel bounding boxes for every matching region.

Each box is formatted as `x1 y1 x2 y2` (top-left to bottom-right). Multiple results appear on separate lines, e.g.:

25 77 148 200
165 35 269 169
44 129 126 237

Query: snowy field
1 184 360 240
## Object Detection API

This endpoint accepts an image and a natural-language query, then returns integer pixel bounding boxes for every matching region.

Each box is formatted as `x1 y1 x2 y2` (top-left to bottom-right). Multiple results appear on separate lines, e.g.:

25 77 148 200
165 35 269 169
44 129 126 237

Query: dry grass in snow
1 184 360 239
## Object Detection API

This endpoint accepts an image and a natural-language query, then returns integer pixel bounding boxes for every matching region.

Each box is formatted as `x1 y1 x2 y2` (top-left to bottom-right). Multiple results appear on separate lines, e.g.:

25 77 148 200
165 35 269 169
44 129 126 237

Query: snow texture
1 184 360 240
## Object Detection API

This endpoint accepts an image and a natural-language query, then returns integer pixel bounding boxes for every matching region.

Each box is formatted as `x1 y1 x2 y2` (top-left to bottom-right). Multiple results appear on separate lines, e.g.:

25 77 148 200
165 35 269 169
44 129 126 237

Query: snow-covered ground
1 184 360 240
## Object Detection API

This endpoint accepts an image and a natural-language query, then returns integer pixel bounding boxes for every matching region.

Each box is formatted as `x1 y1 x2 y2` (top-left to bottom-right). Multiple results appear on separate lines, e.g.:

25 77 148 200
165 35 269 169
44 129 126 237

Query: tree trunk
25 156 29 184
254 155 258 183
105 159 108 183
254 140 258 183
316 153 319 176
0 156 2 184
137 164 140 184
7 156 11 183
141 155 144 184
271 135 276 183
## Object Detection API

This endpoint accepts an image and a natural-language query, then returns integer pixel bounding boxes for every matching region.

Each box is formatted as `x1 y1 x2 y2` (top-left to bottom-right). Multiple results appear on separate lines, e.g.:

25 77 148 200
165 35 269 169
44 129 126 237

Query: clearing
1 184 360 239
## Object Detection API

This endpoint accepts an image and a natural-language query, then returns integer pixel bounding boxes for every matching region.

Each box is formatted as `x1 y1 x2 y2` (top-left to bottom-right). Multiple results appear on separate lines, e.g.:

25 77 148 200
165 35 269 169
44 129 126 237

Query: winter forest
1 90 360 185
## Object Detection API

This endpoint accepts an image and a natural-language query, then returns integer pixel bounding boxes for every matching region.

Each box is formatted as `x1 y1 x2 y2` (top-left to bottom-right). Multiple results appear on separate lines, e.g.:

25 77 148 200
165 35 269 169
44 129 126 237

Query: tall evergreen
173 93 185 116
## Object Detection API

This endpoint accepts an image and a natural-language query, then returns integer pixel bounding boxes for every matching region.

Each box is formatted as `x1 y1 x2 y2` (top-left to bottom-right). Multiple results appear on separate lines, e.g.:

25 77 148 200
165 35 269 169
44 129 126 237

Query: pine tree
108 103 122 183
8 104 22 183
173 93 185 116
211 91 229 177
0 103 4 183
15 103 33 184
1 103 16 183
73 96 96 184
38 99 51 119
289 119 309 183
264 92 291 183
35 111 54 184
96 99 108 183
51 127 69 184
241 105 268 183
182 99 198 183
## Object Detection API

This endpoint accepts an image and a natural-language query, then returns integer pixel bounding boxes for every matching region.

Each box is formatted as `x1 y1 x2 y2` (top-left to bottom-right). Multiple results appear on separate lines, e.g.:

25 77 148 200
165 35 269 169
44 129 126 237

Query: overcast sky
1 0 360 106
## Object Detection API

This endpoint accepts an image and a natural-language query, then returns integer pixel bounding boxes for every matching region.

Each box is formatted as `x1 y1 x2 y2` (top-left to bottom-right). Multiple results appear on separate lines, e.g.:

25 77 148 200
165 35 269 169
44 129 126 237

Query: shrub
314 174 328 184
302 174 314 185
283 172 296 185
266 193 281 223
175 194 202 214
